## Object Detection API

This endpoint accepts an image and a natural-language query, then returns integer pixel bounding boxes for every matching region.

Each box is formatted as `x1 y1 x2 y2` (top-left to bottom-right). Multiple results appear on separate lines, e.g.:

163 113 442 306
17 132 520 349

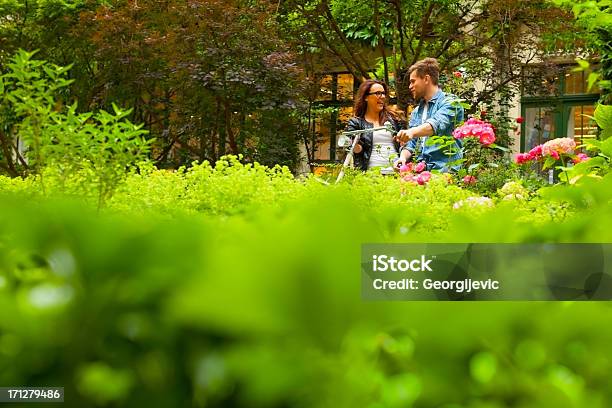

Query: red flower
417 171 432 185
414 162 426 173
479 132 496 146
515 153 531 164
453 71 462 78
463 175 477 185
528 145 543 159
516 117 524 124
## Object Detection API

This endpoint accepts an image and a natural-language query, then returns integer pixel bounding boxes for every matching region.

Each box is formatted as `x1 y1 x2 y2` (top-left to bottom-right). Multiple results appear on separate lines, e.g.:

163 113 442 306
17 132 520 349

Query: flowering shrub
498 181 529 201
542 137 577 157
452 118 496 146
447 116 514 196
1 166 611 408
549 104 612 185
514 137 588 171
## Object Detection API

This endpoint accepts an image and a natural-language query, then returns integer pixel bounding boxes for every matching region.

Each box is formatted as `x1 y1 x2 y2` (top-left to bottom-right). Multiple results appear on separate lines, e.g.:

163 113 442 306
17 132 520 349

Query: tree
73 0 308 168
1 0 309 171
280 0 581 109
553 0 612 103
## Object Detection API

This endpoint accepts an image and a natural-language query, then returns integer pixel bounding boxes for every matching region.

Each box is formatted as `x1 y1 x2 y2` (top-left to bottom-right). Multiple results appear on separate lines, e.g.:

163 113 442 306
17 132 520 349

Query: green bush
1 50 151 207
1 153 612 407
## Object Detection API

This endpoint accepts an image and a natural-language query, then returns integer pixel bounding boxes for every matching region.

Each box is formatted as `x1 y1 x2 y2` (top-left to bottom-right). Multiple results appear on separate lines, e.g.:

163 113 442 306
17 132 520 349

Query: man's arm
394 138 417 168
397 98 464 143
424 100 463 136
396 122 434 143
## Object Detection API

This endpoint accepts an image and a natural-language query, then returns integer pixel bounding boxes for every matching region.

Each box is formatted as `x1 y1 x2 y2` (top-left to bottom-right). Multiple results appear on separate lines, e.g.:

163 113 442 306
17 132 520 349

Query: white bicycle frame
335 125 393 183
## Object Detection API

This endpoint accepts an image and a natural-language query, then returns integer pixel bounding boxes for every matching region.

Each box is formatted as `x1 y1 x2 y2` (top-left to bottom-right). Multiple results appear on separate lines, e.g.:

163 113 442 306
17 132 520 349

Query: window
520 63 600 152
313 112 333 161
565 104 597 148
523 106 557 151
317 75 334 101
336 74 354 100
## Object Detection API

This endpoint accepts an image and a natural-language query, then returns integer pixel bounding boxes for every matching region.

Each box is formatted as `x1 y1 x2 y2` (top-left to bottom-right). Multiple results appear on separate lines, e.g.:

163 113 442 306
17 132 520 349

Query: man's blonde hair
408 58 440 85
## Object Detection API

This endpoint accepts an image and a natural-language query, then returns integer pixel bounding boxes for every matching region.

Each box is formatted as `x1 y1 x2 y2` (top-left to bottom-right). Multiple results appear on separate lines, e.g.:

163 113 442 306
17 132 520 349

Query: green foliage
0 1 611 403
558 103 612 184
464 159 523 196
594 103 612 139
554 0 612 103
0 50 152 207
45 103 151 208
74 0 306 168
0 49 74 175
0 0 308 170
0 154 612 406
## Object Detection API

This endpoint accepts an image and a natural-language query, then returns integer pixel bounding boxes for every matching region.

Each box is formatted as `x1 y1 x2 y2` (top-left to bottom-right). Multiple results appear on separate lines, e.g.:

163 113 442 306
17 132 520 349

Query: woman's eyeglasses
367 91 386 98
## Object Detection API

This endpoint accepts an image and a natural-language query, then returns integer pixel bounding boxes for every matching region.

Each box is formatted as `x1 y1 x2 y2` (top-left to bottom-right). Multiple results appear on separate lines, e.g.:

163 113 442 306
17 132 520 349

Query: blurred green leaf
470 352 497 384
77 362 134 405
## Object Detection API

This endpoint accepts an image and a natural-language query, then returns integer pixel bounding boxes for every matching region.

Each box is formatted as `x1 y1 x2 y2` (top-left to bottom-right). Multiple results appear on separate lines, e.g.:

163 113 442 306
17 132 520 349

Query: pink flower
452 118 496 146
573 153 589 164
399 164 411 173
516 117 524 124
453 71 462 78
402 174 416 183
542 137 576 156
414 162 426 173
418 171 432 183
479 131 496 146
528 145 543 159
550 150 560 160
515 153 534 164
463 175 477 185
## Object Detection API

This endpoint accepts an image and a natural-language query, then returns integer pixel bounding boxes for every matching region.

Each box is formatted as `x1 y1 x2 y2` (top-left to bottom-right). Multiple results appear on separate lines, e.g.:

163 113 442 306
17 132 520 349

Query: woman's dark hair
353 79 403 124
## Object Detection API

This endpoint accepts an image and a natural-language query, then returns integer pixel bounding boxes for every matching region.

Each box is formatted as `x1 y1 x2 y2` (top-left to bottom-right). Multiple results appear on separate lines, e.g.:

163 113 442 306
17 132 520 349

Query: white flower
453 196 494 210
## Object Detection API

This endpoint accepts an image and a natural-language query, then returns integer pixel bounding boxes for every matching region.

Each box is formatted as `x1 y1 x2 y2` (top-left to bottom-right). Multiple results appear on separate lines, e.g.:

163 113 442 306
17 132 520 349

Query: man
395 58 464 172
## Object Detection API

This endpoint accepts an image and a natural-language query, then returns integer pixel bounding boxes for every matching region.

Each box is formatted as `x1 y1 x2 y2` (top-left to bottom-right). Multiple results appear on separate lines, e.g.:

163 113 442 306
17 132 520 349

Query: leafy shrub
1 50 151 207
0 163 611 406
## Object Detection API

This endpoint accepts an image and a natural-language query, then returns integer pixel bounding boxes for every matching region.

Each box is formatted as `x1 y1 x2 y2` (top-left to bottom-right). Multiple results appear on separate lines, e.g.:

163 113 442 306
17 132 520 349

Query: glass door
522 105 558 151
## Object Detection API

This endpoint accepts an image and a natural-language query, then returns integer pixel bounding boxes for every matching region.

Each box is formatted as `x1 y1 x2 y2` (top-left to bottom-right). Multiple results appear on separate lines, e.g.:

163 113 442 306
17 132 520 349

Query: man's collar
426 88 444 103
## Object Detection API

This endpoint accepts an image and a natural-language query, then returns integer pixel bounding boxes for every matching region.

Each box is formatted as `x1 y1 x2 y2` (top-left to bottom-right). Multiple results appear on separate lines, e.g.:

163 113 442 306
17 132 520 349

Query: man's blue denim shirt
402 89 464 172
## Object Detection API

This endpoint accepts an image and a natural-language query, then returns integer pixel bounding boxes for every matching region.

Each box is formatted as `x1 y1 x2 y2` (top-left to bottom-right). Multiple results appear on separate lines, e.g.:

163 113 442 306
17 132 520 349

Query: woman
345 79 405 172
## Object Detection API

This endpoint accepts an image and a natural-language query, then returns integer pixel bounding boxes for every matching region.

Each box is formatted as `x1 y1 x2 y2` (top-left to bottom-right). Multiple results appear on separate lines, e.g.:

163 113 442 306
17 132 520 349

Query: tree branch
413 3 436 63
319 0 371 78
